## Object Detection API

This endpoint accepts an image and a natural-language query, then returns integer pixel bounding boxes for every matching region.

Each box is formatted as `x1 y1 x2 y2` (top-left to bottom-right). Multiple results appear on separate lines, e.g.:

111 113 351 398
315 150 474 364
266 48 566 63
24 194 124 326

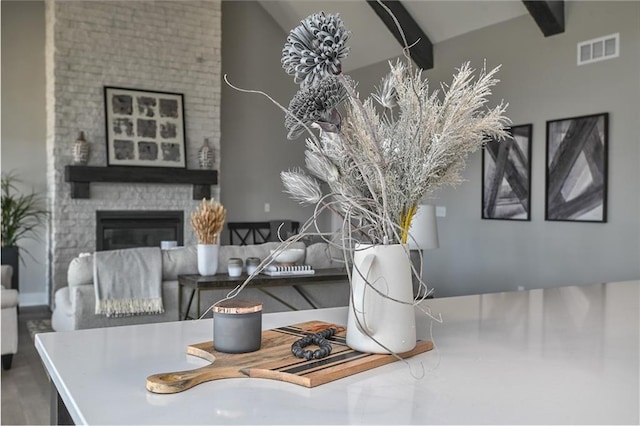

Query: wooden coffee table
178 268 348 319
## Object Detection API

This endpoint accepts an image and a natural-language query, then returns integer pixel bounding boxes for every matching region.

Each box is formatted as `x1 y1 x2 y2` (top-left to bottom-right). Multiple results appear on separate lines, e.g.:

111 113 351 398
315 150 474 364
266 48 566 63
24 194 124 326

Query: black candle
213 300 263 353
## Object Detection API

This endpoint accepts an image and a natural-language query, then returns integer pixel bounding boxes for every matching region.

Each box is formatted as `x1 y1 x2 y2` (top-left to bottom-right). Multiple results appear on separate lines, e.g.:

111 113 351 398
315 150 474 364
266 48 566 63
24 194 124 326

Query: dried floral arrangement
191 198 226 244
222 3 510 309
229 10 509 249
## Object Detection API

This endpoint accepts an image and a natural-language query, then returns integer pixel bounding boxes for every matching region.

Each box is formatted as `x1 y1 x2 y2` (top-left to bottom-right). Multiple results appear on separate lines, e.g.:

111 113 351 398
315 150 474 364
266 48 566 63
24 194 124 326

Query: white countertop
36 281 639 425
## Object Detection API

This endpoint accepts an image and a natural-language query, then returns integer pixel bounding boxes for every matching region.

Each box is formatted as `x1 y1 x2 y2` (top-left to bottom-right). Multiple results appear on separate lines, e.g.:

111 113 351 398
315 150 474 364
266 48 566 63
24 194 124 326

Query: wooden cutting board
146 321 433 393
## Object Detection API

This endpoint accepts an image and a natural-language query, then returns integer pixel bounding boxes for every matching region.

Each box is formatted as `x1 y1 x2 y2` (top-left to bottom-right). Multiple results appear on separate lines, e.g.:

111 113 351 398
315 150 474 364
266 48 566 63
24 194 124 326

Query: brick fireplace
45 1 222 303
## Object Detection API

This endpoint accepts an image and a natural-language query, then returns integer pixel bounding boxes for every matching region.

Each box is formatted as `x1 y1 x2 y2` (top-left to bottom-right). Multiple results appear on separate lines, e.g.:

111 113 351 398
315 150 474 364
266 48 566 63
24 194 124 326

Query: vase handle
353 253 376 336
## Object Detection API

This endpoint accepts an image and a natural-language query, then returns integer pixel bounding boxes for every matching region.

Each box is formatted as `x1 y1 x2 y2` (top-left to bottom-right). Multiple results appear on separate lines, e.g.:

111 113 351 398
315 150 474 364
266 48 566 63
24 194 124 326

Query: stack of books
262 264 316 276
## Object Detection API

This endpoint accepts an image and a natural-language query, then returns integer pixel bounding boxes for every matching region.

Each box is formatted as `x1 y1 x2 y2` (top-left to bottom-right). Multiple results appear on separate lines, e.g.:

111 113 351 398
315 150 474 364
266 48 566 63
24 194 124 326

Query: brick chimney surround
45 0 222 302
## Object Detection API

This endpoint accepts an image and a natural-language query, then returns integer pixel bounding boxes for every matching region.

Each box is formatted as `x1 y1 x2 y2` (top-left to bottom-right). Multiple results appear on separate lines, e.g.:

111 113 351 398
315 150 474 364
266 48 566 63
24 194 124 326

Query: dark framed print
104 87 186 168
545 113 608 222
482 124 532 220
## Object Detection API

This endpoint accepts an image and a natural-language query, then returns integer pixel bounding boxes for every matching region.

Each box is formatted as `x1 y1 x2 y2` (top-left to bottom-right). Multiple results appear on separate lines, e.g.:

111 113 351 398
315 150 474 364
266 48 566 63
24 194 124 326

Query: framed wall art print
104 87 186 168
545 113 608 222
482 124 532 221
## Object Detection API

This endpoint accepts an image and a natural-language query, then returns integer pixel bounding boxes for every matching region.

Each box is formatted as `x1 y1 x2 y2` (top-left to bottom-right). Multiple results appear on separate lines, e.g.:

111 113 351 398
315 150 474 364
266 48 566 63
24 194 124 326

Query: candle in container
213 300 263 353
246 257 261 275
228 258 243 277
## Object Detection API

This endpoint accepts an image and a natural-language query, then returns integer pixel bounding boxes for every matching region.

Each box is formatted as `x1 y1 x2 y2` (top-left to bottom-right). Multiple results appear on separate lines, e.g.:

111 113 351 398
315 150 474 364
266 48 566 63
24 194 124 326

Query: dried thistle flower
190 198 226 244
281 12 350 87
285 75 353 140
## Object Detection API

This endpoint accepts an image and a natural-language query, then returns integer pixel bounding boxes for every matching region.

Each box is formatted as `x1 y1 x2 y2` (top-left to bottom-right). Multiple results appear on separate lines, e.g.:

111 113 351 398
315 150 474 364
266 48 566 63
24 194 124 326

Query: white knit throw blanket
94 247 164 317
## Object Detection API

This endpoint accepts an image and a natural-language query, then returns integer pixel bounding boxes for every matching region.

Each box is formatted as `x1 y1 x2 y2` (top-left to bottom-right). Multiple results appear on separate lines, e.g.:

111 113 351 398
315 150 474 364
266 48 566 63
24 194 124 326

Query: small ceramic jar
213 300 263 353
227 258 243 277
245 257 261 275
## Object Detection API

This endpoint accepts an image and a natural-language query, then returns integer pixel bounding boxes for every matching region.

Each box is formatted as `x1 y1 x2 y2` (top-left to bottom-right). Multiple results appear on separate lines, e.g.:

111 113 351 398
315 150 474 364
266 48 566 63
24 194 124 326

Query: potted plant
1 172 48 290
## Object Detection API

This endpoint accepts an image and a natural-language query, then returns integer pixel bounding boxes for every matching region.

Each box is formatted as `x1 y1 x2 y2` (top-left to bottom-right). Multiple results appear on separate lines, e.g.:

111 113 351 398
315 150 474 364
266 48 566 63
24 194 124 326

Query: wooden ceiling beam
366 0 433 70
522 1 565 37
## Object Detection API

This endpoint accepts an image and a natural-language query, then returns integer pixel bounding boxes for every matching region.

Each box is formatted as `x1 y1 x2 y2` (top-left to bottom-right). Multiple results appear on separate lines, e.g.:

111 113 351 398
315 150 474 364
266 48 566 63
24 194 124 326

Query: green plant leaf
1 171 48 252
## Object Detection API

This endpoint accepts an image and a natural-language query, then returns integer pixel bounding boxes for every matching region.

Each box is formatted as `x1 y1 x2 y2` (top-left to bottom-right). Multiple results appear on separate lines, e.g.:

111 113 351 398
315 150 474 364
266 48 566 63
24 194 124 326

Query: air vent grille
578 33 619 65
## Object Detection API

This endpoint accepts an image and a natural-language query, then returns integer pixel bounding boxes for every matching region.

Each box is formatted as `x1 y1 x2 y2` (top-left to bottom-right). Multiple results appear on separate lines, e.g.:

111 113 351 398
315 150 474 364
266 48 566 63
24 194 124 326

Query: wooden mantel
64 165 218 200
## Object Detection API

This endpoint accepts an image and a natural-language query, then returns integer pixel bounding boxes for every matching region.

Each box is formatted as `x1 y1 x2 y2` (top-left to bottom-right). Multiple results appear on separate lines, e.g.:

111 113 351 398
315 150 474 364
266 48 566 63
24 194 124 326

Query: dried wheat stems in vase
191 198 226 244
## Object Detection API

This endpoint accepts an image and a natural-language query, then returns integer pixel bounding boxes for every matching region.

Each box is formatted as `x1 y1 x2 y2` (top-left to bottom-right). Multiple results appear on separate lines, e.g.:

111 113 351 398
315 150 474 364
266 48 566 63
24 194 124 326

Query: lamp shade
408 204 439 250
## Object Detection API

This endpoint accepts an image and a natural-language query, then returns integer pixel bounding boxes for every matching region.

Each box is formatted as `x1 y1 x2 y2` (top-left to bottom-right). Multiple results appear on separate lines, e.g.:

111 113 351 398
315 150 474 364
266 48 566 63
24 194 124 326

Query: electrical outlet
264 203 270 213
436 206 446 217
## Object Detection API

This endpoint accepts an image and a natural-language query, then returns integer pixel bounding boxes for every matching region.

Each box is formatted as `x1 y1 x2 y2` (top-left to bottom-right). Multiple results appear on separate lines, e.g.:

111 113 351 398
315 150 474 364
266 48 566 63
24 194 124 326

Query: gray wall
1 1 48 305
350 1 640 297
220 1 330 243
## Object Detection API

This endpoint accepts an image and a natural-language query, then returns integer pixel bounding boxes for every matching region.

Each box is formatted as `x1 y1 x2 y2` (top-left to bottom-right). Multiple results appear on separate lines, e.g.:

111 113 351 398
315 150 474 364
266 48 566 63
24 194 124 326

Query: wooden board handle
146 366 244 394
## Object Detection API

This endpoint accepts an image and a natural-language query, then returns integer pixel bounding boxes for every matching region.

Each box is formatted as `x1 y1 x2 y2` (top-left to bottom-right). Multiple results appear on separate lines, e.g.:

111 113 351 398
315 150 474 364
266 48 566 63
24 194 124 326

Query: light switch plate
436 206 446 217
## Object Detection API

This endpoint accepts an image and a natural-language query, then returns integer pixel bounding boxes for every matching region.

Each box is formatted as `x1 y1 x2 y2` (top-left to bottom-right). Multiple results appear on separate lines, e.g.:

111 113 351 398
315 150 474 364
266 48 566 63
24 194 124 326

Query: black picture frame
545 113 608 223
482 124 532 221
104 86 186 168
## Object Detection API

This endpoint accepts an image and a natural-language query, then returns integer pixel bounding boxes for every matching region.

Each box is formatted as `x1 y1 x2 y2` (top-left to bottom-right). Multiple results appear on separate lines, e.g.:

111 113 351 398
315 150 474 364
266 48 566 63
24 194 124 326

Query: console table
178 268 348 319
36 281 639 425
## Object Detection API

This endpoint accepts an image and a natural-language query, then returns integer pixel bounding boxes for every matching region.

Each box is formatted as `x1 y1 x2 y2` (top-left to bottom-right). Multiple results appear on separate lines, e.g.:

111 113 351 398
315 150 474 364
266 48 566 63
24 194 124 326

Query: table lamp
408 204 439 250
408 204 439 297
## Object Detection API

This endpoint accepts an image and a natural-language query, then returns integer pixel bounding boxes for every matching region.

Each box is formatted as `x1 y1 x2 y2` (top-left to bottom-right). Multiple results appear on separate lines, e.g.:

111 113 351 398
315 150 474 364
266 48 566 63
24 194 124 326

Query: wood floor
1 306 52 425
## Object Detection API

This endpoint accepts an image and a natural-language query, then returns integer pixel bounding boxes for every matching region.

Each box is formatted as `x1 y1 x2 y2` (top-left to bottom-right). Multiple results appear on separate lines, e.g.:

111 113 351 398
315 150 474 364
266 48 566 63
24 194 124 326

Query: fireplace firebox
96 211 184 251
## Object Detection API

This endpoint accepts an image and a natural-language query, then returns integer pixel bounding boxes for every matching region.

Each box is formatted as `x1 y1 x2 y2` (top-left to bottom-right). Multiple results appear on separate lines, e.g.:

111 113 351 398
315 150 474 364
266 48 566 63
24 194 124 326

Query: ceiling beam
366 1 433 70
522 1 565 37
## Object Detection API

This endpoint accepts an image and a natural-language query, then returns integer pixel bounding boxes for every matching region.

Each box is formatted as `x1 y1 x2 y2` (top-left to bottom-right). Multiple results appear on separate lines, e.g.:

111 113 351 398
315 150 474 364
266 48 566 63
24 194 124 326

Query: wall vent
578 33 619 65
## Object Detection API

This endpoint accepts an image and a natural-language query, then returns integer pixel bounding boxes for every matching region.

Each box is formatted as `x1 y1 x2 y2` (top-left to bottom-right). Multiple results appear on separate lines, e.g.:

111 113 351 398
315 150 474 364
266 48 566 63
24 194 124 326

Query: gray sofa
1 265 19 369
51 242 348 331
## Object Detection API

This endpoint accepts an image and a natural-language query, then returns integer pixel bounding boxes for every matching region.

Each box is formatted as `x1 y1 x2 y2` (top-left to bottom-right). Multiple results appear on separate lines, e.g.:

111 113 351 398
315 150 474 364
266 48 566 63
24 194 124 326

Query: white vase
198 138 214 170
346 243 416 354
197 244 219 276
72 131 90 165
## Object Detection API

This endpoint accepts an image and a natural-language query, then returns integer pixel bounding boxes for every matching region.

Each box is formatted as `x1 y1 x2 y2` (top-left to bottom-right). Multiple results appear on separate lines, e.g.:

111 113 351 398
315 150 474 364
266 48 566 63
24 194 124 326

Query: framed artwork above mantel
104 86 186 168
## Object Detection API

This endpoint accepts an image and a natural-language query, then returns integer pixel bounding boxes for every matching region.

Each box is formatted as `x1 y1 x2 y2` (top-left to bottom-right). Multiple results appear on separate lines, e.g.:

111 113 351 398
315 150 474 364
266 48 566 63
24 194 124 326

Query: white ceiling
258 0 529 71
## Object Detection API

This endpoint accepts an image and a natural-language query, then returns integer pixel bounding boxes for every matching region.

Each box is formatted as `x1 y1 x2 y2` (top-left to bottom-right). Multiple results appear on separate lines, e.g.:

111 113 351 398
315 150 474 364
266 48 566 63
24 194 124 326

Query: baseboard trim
19 292 49 307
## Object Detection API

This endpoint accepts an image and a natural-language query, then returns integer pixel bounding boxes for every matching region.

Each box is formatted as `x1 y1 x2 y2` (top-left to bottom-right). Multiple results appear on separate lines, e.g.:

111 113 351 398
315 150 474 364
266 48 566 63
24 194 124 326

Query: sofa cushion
305 242 345 269
162 246 197 280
